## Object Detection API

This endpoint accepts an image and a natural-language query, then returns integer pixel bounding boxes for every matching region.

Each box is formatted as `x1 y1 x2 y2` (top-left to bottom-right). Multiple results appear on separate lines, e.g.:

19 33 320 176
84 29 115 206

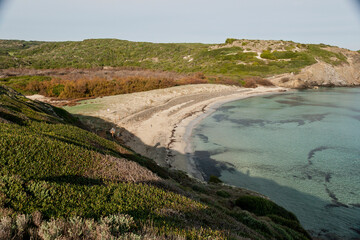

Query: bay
190 88 360 239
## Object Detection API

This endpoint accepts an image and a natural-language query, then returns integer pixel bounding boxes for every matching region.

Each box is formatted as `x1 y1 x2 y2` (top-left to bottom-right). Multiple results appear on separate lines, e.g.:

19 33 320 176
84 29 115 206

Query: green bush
0 75 51 95
272 50 298 59
284 44 295 51
192 185 208 194
208 175 222 184
216 190 231 198
235 196 297 221
268 214 312 238
260 50 276 60
231 211 272 236
50 84 64 97
225 38 237 44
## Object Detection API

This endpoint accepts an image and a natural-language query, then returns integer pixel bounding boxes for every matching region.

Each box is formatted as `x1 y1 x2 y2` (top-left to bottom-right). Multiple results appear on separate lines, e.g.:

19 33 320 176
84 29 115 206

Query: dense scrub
0 85 311 239
0 73 273 100
0 39 349 78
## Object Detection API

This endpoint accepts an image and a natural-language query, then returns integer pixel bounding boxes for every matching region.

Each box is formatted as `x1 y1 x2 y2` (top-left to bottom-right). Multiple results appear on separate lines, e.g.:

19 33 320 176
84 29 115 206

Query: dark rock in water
325 173 332 183
276 100 305 107
196 133 209 143
325 204 341 209
212 113 228 122
275 119 305 126
286 95 307 102
263 93 291 99
229 118 270 127
218 105 236 113
307 146 331 164
350 203 360 208
301 113 328 123
350 227 360 235
325 185 349 208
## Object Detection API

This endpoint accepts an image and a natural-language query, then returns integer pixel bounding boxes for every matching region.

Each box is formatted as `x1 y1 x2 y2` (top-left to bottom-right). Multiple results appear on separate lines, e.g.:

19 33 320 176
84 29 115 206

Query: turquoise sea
190 88 360 239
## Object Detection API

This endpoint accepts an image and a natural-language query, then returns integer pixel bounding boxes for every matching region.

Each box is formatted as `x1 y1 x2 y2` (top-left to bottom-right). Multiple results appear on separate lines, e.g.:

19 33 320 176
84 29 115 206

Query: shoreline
62 84 290 178
169 86 291 180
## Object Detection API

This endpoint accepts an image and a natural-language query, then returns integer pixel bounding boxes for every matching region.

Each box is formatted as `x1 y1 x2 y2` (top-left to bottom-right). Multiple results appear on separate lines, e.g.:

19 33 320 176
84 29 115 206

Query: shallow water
190 88 360 239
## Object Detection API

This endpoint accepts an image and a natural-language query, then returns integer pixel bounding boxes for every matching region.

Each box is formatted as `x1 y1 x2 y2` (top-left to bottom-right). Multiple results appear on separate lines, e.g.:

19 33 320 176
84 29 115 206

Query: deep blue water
190 88 360 239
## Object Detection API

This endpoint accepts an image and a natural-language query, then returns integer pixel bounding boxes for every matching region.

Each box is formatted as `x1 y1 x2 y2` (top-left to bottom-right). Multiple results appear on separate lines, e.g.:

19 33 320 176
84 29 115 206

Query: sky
0 0 360 50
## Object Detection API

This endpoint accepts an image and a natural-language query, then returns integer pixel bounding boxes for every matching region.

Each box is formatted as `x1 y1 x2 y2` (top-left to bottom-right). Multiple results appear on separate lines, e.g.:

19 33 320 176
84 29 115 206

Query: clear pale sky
0 0 360 50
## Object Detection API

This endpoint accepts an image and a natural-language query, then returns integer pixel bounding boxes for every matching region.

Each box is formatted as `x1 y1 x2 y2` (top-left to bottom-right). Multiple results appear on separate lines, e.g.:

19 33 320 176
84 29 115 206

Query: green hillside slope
0 85 311 239
0 38 348 78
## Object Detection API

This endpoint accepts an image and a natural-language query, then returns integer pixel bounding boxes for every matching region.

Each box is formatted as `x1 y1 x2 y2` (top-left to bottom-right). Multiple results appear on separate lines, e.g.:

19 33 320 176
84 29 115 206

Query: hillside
1 38 359 90
0 85 311 239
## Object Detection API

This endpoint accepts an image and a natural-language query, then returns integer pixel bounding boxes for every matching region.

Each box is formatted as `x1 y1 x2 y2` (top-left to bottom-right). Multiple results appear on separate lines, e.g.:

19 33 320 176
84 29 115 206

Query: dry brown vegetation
0 68 187 81
242 76 275 88
89 154 160 183
0 68 274 101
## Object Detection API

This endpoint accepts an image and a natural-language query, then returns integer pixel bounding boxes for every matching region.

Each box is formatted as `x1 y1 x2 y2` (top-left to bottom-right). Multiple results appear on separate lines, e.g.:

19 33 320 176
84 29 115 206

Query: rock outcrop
269 48 360 88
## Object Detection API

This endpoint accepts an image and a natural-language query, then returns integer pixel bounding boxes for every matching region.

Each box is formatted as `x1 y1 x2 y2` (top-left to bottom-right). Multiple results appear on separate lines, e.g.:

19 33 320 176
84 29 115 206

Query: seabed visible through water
189 88 360 239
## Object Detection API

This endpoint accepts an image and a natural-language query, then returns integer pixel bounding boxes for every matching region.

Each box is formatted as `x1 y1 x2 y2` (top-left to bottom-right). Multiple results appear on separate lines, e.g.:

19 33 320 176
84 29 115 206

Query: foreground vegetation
0 85 311 239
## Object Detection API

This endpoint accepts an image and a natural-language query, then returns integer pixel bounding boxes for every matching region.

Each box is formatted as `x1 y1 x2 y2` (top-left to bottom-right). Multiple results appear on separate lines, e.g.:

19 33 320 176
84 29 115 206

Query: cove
189 88 360 239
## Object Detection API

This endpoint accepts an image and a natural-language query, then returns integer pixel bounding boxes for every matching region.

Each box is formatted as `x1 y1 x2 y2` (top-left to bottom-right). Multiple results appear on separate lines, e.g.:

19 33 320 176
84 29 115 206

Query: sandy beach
61 84 288 179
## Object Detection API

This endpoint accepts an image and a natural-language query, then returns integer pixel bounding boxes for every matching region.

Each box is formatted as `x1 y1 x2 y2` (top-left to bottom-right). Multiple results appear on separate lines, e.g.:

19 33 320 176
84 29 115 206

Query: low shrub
231 211 272 236
260 50 276 60
0 213 138 240
272 51 298 59
208 175 222 184
225 38 237 44
241 77 273 88
268 214 312 238
216 190 231 198
192 185 208 194
235 196 297 221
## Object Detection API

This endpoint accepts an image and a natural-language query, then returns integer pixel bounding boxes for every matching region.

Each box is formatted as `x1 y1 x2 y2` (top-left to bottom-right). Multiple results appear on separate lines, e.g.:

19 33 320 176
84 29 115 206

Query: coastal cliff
269 47 360 88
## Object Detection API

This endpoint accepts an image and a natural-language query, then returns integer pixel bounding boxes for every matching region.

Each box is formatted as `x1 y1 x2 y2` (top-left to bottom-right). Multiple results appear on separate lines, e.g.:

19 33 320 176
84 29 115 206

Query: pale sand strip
169 86 289 180
61 84 289 179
